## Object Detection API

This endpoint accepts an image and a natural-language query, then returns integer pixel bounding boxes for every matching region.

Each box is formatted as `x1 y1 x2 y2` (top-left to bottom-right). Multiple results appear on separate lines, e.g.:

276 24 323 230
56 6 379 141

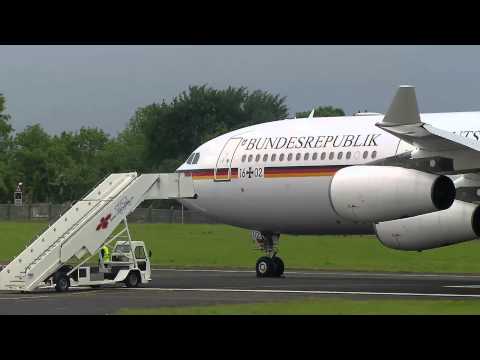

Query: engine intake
431 175 456 210
329 166 455 223
374 200 480 251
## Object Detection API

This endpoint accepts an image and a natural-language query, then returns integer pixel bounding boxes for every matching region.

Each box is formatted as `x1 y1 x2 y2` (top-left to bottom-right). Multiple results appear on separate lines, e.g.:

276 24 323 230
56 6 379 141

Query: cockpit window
186 153 195 164
192 153 200 164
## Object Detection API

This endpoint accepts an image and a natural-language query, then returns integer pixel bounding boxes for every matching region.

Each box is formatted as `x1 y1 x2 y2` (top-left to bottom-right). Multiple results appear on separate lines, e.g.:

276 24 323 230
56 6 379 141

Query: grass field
2 221 480 273
117 298 480 315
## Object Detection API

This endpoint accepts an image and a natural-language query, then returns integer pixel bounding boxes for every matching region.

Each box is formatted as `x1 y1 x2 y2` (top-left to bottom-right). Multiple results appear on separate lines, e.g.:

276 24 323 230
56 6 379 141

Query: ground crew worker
100 245 110 267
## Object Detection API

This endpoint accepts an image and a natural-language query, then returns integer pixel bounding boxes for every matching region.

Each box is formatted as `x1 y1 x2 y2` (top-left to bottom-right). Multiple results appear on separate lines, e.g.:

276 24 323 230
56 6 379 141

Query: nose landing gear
252 231 284 278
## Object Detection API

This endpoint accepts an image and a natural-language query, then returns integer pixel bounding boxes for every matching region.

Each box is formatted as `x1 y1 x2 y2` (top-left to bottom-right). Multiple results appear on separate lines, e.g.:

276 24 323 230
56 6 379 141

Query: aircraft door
214 137 243 181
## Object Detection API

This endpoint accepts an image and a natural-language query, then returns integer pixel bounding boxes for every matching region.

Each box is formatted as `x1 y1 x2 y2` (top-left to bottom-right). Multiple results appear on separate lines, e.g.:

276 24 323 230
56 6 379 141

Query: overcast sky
1 45 480 135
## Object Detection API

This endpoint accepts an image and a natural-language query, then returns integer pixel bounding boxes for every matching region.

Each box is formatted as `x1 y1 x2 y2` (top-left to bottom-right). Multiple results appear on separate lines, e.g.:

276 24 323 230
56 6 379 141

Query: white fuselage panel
176 112 480 235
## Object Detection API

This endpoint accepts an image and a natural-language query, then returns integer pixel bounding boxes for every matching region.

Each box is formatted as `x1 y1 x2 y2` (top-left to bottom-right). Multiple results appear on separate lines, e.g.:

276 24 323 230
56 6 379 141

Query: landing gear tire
272 257 284 277
125 271 140 288
55 274 70 292
256 256 274 277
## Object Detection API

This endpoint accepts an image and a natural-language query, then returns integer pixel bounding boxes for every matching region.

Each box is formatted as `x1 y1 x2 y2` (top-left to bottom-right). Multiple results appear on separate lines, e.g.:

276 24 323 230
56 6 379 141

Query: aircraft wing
375 86 480 176
376 86 480 153
378 121 480 152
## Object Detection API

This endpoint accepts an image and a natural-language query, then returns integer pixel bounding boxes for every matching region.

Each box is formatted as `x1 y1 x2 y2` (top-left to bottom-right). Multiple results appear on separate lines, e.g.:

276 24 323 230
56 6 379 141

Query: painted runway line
124 287 480 299
0 290 103 301
152 268 256 273
151 268 480 279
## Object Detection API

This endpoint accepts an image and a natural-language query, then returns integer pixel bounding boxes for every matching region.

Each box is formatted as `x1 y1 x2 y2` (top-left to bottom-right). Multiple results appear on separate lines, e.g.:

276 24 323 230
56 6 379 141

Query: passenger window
186 153 195 165
134 246 146 260
363 151 368 159
304 153 309 161
279 154 285 161
296 153 301 161
371 151 377 159
192 153 200 164
271 154 276 162
312 153 318 160
263 154 268 162
287 153 293 161
338 152 343 160
321 152 326 160
329 152 334 160
255 154 261 162
248 154 253 162
346 151 351 160
242 154 246 162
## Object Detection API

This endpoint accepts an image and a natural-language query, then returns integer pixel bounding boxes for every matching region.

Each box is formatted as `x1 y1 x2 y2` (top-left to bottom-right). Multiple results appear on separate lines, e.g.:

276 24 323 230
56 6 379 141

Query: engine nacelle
374 200 480 251
329 166 455 223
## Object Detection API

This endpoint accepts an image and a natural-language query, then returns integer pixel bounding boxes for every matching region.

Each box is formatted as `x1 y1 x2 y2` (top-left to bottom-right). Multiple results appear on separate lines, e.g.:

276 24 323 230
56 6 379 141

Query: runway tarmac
2 268 480 314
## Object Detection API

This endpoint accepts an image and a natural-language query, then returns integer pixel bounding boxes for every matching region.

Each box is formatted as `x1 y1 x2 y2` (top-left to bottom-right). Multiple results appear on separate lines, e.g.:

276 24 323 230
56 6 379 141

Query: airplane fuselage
176 112 480 235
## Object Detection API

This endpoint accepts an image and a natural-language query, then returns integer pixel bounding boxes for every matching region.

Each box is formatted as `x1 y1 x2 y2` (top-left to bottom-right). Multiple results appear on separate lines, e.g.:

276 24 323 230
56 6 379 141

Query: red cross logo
96 214 111 231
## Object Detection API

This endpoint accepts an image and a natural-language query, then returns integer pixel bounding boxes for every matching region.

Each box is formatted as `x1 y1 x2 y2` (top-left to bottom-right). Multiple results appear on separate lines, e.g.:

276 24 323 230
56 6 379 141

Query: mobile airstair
0 172 195 292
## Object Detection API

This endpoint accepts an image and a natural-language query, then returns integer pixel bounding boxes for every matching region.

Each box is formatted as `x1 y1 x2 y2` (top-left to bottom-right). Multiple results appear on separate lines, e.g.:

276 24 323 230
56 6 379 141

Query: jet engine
374 200 480 250
329 166 455 223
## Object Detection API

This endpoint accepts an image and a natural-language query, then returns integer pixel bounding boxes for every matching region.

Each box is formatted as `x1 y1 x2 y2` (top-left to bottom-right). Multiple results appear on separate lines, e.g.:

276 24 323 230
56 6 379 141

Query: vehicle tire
272 257 284 277
256 256 274 277
125 271 140 288
90 285 101 289
55 274 70 292
50 265 73 283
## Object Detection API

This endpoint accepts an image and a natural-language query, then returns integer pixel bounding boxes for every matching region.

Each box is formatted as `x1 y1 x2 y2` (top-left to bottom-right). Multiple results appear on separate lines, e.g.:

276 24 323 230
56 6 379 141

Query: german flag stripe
179 166 344 180
264 165 344 178
181 168 239 180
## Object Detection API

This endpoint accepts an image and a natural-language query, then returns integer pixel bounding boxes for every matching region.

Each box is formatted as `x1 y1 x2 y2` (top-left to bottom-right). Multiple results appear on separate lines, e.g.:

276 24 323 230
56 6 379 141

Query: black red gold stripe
212 168 239 180
179 165 345 180
264 165 344 178
181 168 239 180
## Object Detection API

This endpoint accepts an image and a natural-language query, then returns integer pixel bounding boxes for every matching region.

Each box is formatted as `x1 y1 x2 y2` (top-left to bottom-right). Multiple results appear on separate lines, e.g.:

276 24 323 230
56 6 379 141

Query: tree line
0 85 344 204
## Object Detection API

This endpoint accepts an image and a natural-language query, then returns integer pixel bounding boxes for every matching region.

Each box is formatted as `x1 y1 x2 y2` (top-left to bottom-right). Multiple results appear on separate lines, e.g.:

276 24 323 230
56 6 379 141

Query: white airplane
176 86 480 277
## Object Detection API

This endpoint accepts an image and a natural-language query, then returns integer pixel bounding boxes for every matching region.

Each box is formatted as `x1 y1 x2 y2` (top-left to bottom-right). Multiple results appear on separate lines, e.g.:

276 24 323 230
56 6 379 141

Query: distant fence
0 204 219 224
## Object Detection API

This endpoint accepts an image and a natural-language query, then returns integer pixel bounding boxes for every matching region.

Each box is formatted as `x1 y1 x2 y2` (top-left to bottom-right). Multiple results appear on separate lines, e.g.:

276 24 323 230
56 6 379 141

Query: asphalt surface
3 268 480 314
